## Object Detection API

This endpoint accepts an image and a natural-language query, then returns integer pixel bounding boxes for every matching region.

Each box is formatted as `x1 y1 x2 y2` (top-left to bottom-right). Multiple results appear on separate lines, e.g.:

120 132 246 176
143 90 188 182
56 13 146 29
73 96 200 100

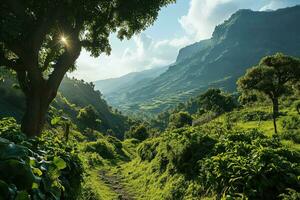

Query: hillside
0 70 133 138
94 66 168 96
107 6 300 114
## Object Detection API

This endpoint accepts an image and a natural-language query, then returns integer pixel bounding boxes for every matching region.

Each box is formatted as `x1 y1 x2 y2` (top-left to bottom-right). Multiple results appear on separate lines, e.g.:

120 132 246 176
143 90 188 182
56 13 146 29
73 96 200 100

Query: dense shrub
0 118 83 200
198 88 237 114
125 125 149 141
242 110 273 121
168 112 193 129
281 115 300 143
199 131 299 199
136 127 300 199
84 139 115 159
0 118 26 143
137 138 160 162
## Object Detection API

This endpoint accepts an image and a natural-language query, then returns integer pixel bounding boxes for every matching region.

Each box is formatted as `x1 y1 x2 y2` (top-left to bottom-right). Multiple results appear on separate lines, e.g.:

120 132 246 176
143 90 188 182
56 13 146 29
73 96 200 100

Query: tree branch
47 19 84 94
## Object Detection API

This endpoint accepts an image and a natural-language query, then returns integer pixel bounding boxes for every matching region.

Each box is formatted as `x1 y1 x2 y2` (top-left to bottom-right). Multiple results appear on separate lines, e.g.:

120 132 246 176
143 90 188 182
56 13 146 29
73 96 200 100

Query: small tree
198 88 236 114
125 124 148 141
168 111 193 129
77 105 101 131
237 53 300 133
0 0 175 136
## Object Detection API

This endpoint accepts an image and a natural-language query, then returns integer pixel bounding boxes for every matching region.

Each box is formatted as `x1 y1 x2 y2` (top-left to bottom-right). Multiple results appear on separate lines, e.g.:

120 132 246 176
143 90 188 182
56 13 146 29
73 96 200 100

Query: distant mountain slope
94 66 168 95
109 6 300 114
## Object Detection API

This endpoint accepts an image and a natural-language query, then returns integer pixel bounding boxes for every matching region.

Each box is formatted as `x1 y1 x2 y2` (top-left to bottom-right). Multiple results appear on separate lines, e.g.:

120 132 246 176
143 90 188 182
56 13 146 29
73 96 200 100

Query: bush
198 130 300 199
125 125 149 141
281 115 300 143
0 118 26 143
168 112 193 129
137 138 160 162
84 139 115 159
198 88 237 114
135 127 300 199
242 110 273 122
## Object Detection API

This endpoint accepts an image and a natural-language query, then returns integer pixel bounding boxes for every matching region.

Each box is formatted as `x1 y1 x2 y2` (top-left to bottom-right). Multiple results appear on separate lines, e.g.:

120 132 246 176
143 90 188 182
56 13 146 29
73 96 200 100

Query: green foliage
238 53 300 100
281 115 300 143
238 53 300 133
131 126 300 199
124 125 149 141
279 189 300 200
0 72 134 139
199 131 299 199
168 112 193 129
84 139 116 159
0 118 83 200
242 110 273 122
77 105 101 130
0 118 26 143
198 88 237 115
137 138 160 162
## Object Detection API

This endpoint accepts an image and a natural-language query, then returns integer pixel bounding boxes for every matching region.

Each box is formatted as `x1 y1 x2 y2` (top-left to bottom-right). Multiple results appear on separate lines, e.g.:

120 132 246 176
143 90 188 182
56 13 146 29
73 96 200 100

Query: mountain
106 6 300 114
94 66 168 95
0 70 133 138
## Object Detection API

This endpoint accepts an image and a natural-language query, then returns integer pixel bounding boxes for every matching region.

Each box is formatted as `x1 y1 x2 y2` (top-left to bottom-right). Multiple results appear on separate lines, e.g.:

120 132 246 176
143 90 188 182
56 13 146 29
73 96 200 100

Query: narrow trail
99 170 134 200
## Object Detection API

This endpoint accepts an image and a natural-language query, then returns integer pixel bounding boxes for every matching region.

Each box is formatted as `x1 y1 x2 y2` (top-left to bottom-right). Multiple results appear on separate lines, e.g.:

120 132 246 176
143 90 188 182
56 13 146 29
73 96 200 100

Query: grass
211 102 300 150
82 169 119 200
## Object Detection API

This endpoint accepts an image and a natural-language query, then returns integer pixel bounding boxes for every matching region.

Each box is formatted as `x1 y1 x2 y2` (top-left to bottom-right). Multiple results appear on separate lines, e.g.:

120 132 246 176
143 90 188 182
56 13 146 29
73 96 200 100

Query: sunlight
60 35 68 45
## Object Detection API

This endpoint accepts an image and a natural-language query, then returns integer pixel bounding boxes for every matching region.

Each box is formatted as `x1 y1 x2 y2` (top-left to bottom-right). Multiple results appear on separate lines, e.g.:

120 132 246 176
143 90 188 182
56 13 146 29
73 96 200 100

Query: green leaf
51 117 61 125
32 167 43 176
32 182 39 189
53 157 66 170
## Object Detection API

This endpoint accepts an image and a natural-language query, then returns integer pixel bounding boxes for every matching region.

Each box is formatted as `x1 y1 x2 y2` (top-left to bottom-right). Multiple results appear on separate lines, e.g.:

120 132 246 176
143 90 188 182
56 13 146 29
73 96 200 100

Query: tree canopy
77 105 101 131
237 53 300 133
168 111 193 129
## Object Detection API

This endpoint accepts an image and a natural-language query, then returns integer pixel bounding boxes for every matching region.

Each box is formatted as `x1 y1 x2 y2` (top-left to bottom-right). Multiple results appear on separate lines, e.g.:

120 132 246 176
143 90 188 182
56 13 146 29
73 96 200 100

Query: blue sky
70 0 300 81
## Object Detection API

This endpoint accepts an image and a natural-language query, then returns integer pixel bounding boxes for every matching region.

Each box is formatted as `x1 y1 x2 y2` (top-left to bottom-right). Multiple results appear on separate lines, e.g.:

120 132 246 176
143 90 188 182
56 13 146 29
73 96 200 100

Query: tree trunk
272 98 279 134
21 88 53 137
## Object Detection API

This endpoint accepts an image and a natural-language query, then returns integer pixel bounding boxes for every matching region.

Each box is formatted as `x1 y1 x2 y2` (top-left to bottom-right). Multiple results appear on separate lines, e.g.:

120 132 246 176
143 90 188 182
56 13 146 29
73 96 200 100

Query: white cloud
70 34 191 81
71 0 299 81
180 0 300 41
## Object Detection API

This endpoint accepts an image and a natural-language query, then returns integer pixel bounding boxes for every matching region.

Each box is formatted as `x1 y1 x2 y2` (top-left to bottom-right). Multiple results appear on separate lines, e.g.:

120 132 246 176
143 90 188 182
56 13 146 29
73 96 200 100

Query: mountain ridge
95 5 300 114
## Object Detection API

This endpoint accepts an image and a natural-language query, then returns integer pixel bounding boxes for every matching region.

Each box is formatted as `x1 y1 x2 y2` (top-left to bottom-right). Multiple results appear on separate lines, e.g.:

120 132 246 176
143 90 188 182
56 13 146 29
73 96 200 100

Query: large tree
237 53 300 133
0 0 175 136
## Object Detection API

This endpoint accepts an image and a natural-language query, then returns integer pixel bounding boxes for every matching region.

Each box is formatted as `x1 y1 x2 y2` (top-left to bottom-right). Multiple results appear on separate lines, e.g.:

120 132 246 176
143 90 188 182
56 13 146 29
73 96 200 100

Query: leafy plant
0 118 83 200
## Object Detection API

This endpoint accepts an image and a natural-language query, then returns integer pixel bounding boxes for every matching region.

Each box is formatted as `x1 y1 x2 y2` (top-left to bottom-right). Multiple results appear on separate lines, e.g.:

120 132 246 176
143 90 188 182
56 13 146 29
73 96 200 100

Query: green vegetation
168 112 193 129
77 105 102 131
124 125 149 142
0 118 83 200
0 51 299 199
0 2 300 200
238 53 300 133
0 72 134 139
122 128 300 199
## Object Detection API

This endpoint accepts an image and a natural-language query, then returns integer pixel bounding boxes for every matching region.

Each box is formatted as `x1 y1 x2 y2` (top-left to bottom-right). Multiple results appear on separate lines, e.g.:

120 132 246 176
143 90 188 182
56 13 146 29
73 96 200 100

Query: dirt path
99 170 134 200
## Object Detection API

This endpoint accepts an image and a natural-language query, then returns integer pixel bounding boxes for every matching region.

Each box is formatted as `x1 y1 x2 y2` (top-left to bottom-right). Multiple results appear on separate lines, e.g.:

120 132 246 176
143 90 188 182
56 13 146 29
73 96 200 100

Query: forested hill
105 6 300 114
94 66 168 95
0 70 133 138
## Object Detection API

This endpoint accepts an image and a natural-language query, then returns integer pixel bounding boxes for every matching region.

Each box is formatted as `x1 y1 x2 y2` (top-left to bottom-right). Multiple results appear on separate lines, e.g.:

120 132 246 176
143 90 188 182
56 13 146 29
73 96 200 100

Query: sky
70 0 300 81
